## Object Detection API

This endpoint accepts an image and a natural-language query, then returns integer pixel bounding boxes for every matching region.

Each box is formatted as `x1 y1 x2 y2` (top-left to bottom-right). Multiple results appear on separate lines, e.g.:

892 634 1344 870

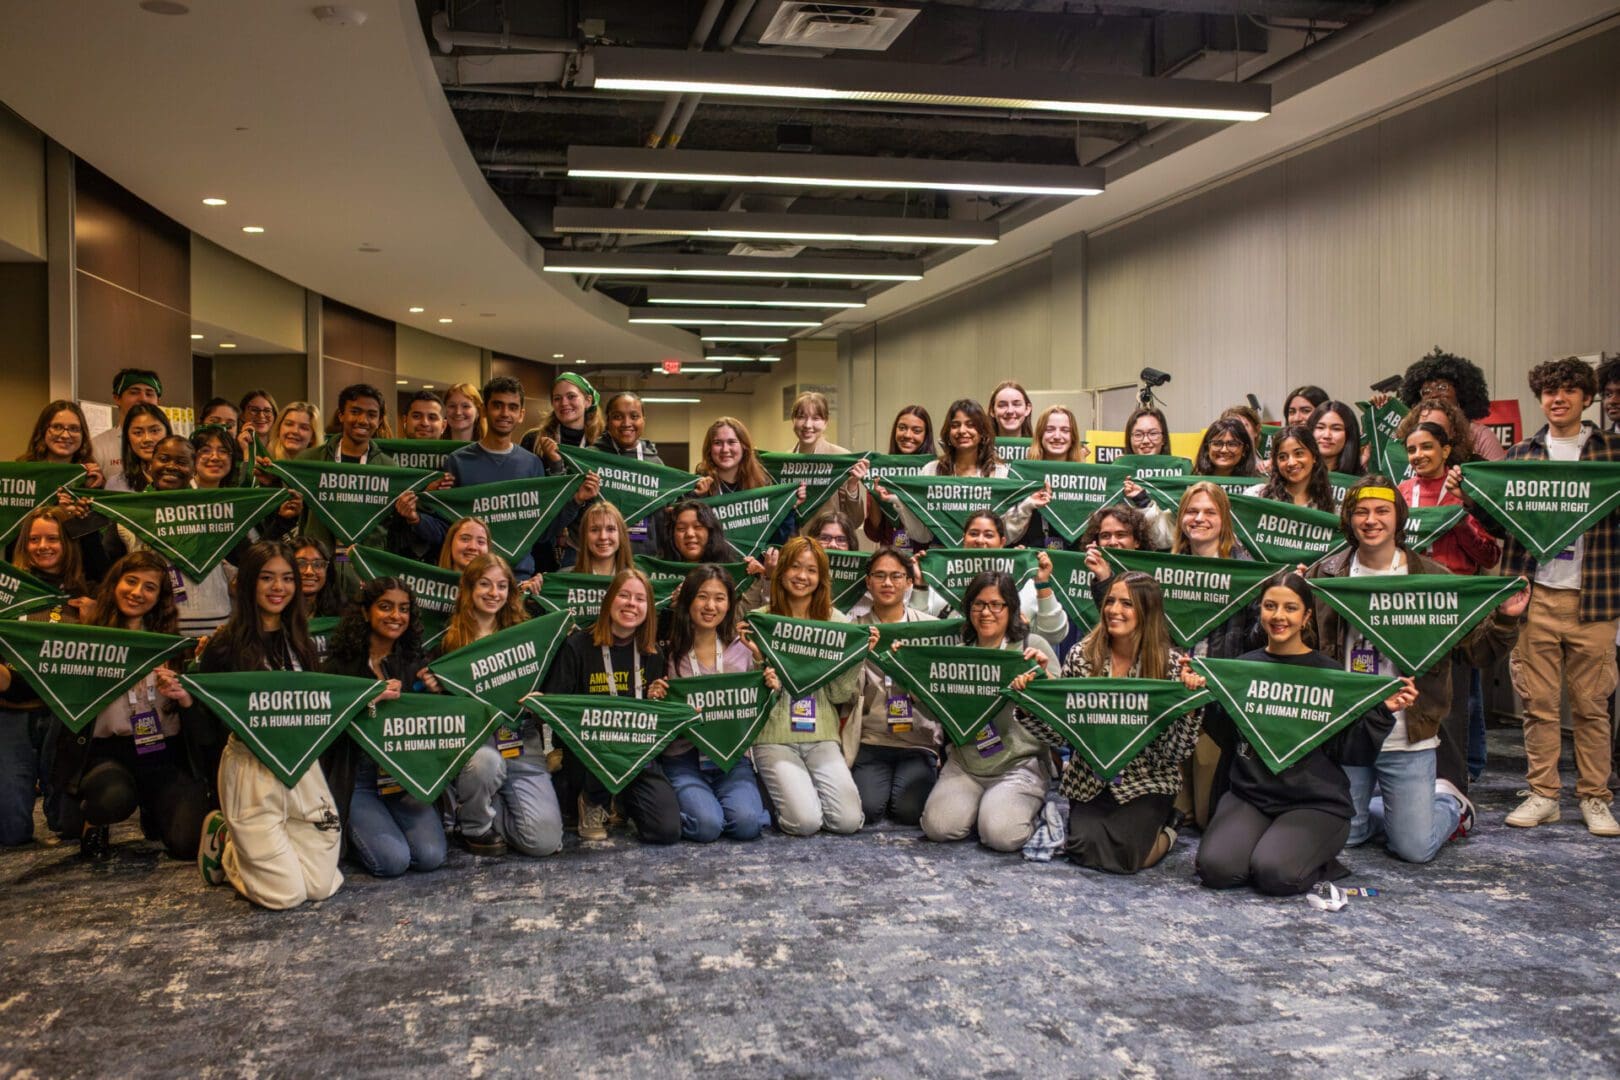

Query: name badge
1349 644 1381 676
974 721 1004 759
790 696 817 733
376 770 403 797
496 724 524 759
886 693 913 734
1045 535 1066 551
167 566 188 605
1554 547 1577 562
628 520 650 543
132 709 165 755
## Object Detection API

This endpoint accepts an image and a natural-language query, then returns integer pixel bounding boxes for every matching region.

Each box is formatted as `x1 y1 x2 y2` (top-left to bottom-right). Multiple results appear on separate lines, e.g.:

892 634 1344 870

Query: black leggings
61 738 209 860
1066 790 1176 874
1195 792 1349 896
850 745 936 825
558 748 682 846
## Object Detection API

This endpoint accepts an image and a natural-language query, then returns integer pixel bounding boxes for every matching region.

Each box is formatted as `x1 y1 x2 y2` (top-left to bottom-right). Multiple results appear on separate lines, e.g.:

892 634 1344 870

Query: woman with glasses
189 426 242 490
1123 406 1171 459
918 570 1058 852
20 401 105 490
846 546 944 827
293 537 345 620
1192 418 1260 479
912 510 1068 644
235 390 278 455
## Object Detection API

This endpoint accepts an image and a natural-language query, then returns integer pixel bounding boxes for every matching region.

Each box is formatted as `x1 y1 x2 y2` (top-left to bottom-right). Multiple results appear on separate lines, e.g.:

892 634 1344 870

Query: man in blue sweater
399 375 598 575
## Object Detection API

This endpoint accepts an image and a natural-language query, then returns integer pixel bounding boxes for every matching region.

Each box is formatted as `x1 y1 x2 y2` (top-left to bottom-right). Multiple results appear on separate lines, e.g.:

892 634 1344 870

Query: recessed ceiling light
408 306 425 313
552 353 565 359
574 359 586 365
642 396 702 404
219 342 237 349
438 317 453 323
423 385 435 390
396 379 408 385
242 226 265 234
357 244 381 253
190 333 204 340
201 197 227 207
139 1 190 14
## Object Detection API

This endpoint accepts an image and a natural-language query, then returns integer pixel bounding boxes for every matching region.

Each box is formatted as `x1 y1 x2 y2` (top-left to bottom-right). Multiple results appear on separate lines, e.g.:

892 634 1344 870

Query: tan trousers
1509 588 1618 802
218 737 343 910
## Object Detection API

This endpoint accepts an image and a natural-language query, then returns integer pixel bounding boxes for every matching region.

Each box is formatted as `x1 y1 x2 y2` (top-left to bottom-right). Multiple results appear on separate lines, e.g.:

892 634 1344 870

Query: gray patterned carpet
3 732 1617 1079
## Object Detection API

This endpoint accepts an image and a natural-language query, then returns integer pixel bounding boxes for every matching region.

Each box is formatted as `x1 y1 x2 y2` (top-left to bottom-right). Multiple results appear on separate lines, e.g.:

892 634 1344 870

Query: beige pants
218 737 343 910
1509 588 1618 801
921 754 1047 852
753 740 864 836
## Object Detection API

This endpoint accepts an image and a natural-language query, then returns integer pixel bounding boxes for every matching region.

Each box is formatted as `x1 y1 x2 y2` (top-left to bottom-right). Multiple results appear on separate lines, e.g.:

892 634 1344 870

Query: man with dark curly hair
1451 356 1620 836
1399 348 1506 461
1596 355 1620 434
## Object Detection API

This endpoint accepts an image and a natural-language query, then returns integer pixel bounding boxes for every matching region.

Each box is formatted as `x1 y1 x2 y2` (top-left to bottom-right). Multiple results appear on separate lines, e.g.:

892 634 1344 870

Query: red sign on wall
661 360 682 374
1482 399 1521 450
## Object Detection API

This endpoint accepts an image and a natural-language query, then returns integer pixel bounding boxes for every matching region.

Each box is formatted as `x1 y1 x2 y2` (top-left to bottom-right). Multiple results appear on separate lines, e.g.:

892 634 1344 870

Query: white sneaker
1436 778 1475 840
1579 797 1620 837
1504 793 1560 828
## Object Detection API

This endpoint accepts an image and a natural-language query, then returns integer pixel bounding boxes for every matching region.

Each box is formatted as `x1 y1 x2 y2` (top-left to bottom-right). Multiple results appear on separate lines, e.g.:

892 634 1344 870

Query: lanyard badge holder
130 677 164 755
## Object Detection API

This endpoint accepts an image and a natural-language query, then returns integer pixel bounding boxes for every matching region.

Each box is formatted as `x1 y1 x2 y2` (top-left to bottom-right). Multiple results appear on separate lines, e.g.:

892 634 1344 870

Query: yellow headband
1357 486 1397 503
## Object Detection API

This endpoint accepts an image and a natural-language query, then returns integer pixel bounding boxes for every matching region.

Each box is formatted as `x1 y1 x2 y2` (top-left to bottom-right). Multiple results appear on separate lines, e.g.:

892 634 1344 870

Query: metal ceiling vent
759 4 919 52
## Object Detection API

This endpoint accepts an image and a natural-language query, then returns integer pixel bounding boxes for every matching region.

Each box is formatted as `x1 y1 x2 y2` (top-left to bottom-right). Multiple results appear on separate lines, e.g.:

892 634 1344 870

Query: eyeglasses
867 571 910 584
814 533 850 548
970 600 1009 614
244 406 276 419
1209 439 1243 452
295 558 328 572
46 424 82 437
196 445 231 458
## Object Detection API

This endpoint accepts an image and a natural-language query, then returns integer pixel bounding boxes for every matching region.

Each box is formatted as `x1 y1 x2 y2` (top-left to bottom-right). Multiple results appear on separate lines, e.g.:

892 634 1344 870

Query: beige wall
190 236 305 351
396 324 482 388
212 354 308 414
840 24 1620 445
0 107 45 260
0 264 51 448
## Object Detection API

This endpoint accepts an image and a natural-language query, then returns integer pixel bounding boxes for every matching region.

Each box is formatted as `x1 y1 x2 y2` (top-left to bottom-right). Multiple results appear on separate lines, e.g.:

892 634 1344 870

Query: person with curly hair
1449 357 1620 836
1596 355 1620 435
1397 348 1504 461
1392 396 1477 467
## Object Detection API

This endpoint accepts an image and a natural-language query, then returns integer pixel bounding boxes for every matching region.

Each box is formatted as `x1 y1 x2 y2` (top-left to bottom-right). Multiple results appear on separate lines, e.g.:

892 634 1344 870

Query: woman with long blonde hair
442 382 486 443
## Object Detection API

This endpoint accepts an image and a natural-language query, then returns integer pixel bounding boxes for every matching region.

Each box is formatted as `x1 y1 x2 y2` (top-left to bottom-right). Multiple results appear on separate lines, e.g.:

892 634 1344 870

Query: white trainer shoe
1579 797 1620 837
1504 793 1560 828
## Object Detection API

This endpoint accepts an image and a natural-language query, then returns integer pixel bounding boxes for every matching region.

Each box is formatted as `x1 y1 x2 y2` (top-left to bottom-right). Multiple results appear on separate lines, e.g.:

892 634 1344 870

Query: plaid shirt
1473 422 1620 622
1013 643 1200 805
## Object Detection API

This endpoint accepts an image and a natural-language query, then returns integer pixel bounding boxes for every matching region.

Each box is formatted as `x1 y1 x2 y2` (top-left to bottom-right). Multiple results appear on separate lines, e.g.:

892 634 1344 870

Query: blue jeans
453 742 564 856
347 758 447 877
662 748 764 842
0 709 48 846
1343 747 1458 864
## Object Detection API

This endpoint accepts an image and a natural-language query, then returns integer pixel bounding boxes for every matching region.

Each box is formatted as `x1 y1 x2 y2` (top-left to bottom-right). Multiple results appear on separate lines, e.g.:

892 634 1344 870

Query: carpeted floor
3 732 1617 1079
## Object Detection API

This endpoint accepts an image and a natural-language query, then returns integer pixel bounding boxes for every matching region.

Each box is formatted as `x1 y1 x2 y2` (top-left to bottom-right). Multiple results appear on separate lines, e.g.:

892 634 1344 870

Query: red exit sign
661 360 682 374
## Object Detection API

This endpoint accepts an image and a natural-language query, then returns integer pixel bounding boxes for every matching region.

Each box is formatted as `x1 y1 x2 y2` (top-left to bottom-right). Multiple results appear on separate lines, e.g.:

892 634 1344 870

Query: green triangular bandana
864 453 933 526
633 555 757 600
419 474 583 562
0 621 191 733
995 437 1032 462
347 546 461 620
1326 472 1364 507
520 692 696 794
556 444 700 523
1005 678 1210 780
743 612 870 700
664 671 778 772
881 474 1042 542
1357 398 1411 479
346 692 500 803
1225 493 1348 565
699 482 799 559
1007 461 1130 542
916 547 1039 610
1460 460 1620 562
0 562 69 620
0 462 88 546
91 487 291 578
874 643 1038 745
181 671 383 788
825 548 872 611
758 451 868 519
1135 473 1254 512
1043 549 1101 634
533 572 681 629
1192 656 1401 774
1100 548 1286 648
1112 454 1192 481
264 459 439 545
1311 574 1526 676
428 610 574 723
1258 425 1281 460
1403 504 1468 553
872 617 965 653
369 438 469 473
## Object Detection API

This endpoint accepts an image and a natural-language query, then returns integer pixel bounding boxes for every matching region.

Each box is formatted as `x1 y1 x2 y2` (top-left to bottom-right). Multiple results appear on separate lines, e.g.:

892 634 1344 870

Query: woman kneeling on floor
1014 571 1207 873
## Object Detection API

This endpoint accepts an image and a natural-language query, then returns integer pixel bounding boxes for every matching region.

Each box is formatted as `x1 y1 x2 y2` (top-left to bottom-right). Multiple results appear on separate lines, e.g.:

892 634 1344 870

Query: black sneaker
79 826 112 862
457 829 507 857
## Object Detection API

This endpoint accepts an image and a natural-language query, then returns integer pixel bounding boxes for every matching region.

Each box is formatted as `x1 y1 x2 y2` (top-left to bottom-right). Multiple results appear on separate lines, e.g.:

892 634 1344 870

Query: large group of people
2 345 1615 912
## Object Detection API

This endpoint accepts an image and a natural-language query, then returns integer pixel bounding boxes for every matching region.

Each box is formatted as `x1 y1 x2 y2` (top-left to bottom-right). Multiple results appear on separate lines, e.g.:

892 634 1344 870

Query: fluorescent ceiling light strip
656 366 724 373
646 284 865 308
647 297 863 308
567 147 1103 198
542 266 920 281
700 335 789 342
703 355 766 362
543 250 922 282
587 48 1270 123
628 307 821 327
630 317 821 327
642 396 702 404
